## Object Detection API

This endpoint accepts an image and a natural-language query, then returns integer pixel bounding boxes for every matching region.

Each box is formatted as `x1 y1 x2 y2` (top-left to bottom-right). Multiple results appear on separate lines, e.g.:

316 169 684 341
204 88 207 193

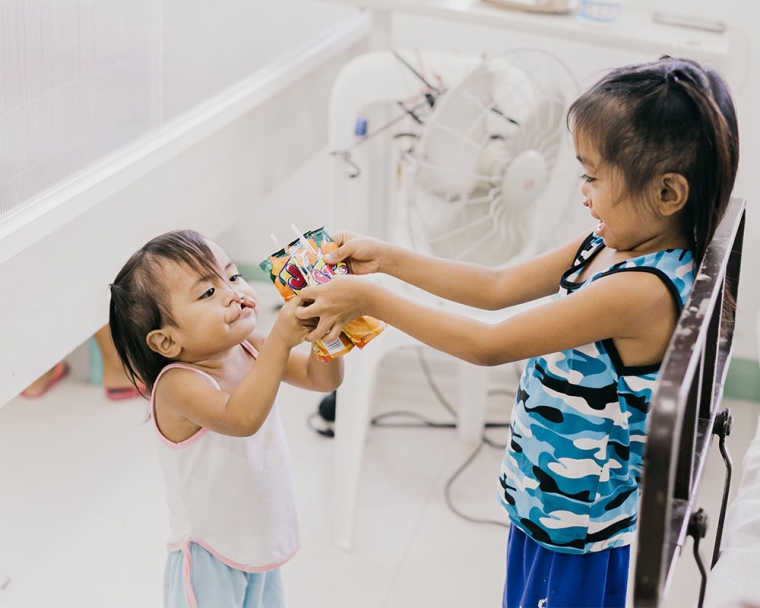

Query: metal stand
688 509 709 608
711 407 733 567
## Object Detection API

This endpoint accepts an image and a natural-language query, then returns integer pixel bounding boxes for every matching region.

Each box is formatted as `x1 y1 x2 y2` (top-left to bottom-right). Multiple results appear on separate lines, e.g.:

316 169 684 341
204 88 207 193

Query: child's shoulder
155 364 222 401
152 366 215 442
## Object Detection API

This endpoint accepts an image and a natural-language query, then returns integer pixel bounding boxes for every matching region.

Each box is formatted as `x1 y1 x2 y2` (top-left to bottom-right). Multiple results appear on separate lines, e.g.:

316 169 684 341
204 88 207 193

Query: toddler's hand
323 232 388 276
296 275 369 343
270 296 311 349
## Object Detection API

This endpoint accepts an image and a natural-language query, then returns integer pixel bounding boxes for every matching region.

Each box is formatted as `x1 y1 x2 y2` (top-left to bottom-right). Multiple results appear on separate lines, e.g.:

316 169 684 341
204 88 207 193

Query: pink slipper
105 385 144 401
21 362 69 398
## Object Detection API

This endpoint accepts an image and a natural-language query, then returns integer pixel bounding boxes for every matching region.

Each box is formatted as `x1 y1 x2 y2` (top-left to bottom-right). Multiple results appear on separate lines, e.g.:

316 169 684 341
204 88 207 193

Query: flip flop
105 385 144 401
21 362 70 398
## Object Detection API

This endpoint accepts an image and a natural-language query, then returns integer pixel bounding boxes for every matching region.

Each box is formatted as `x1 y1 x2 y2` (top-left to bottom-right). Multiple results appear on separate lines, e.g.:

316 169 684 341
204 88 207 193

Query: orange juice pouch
259 247 354 362
298 227 386 349
259 248 302 302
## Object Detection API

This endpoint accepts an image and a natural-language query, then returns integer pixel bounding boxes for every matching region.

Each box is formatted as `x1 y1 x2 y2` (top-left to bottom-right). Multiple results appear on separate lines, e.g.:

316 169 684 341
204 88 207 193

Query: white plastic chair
326 50 550 550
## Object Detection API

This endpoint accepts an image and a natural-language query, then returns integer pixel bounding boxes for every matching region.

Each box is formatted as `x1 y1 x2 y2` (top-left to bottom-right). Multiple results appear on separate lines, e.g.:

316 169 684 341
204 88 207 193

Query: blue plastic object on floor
89 337 103 386
354 116 367 137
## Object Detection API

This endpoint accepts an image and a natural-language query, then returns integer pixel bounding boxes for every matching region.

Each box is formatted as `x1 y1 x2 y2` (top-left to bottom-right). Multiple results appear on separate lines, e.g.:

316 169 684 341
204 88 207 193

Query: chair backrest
633 196 746 606
327 50 481 242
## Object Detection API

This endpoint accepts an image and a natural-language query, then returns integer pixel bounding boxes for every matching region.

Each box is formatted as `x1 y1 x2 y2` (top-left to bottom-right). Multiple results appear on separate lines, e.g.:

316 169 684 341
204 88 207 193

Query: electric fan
403 49 580 266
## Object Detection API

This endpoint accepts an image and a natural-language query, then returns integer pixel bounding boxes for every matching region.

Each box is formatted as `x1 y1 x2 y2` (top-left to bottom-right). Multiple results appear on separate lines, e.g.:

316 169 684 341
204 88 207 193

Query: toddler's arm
243 297 342 393
155 297 311 437
280 346 344 393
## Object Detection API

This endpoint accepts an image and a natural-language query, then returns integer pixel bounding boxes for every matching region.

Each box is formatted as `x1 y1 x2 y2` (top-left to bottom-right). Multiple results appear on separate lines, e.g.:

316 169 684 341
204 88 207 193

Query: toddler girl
294 56 739 607
109 230 343 608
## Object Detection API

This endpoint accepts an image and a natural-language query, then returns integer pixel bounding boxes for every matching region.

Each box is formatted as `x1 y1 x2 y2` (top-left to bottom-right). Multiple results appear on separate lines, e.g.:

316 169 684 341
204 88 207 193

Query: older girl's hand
323 232 390 276
295 275 371 343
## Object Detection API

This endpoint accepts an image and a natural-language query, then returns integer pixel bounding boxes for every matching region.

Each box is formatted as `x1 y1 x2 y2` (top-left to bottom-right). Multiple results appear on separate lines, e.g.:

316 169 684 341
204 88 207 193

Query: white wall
0 10 369 406
223 2 759 360
0 1 360 223
159 1 361 122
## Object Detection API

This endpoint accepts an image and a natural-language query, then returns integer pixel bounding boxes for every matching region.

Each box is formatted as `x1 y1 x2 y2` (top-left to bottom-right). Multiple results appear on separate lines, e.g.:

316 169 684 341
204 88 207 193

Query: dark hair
567 56 739 264
109 230 220 396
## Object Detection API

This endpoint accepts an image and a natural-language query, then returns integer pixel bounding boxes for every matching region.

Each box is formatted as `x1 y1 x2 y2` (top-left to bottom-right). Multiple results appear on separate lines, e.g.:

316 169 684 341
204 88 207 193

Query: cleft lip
229 302 246 324
229 299 256 324
239 294 257 310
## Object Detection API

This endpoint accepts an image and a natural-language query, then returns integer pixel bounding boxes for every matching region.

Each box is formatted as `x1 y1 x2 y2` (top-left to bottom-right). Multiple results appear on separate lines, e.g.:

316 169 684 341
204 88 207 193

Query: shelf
326 0 729 63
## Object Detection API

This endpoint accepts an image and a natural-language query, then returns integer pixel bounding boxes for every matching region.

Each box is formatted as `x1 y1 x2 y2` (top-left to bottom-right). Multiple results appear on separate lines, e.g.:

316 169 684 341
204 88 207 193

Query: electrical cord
395 348 514 527
482 433 507 450
305 347 517 528
369 348 513 429
444 432 510 529
415 347 456 417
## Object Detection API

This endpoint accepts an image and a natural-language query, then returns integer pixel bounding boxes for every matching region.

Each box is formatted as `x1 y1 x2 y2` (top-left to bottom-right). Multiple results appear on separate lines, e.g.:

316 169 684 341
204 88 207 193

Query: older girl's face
574 133 663 254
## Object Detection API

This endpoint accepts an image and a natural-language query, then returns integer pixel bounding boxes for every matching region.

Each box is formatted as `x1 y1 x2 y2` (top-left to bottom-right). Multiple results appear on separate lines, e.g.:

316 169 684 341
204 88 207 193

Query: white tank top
151 342 299 571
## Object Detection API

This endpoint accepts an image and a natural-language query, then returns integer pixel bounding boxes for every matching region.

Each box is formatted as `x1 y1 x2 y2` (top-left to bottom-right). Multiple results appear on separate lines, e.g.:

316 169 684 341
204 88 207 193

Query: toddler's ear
657 173 689 216
146 328 181 358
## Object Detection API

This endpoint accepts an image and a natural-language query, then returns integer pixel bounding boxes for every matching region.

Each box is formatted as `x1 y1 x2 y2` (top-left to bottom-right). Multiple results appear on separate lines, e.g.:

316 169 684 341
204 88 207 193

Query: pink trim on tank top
168 537 299 573
150 341 259 450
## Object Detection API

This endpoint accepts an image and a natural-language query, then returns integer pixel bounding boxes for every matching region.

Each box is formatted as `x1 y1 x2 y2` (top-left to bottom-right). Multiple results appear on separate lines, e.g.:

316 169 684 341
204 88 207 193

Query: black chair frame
634 196 746 606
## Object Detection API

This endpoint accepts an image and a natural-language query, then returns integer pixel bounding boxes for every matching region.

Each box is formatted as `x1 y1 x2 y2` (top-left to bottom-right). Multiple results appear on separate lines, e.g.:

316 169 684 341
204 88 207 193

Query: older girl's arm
323 230 590 310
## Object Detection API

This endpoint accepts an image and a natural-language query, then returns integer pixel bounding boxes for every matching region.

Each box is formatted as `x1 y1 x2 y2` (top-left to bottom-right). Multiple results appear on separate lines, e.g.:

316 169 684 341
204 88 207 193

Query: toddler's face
156 241 259 360
206 240 259 318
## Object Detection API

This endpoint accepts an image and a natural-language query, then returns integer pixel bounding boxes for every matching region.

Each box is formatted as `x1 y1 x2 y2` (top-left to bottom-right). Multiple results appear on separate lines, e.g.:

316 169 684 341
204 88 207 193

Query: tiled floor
1 292 757 607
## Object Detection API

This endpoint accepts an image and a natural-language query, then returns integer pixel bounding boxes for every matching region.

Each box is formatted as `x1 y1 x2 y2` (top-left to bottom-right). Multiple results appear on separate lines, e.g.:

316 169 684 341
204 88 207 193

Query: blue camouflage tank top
498 233 695 554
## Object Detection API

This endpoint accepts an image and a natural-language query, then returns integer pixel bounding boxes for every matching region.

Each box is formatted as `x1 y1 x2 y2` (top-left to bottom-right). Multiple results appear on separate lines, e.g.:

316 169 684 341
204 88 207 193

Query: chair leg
331 326 410 550
456 362 489 443
332 356 375 550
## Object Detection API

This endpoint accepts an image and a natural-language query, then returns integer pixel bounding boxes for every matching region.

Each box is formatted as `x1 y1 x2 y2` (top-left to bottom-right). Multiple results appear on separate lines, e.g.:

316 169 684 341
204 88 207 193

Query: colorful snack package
259 226 386 361
296 227 386 349
259 245 354 363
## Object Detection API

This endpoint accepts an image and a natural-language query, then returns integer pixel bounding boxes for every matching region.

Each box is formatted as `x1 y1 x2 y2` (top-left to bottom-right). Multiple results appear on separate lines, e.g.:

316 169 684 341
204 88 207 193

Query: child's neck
176 341 248 374
622 231 690 256
613 214 692 256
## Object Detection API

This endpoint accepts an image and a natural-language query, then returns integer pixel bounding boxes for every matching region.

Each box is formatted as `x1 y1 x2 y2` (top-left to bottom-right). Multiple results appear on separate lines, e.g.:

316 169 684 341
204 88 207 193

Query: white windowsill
0 12 371 266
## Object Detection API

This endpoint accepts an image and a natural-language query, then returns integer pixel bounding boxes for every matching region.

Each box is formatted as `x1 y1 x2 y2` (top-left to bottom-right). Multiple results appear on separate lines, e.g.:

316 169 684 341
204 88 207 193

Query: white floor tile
0 383 166 606
1 311 758 608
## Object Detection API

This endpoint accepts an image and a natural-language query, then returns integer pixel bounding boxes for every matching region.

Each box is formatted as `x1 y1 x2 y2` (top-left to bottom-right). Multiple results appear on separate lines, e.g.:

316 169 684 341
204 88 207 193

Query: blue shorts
164 542 285 608
504 525 629 608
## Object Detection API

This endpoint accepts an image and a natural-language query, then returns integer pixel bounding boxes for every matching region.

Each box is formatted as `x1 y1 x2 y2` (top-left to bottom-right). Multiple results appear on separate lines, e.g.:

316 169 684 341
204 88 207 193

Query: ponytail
667 66 738 262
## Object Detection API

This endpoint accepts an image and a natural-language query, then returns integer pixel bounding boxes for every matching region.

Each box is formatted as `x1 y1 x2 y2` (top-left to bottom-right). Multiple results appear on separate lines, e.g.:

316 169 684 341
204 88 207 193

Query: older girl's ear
656 173 690 217
146 328 181 359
